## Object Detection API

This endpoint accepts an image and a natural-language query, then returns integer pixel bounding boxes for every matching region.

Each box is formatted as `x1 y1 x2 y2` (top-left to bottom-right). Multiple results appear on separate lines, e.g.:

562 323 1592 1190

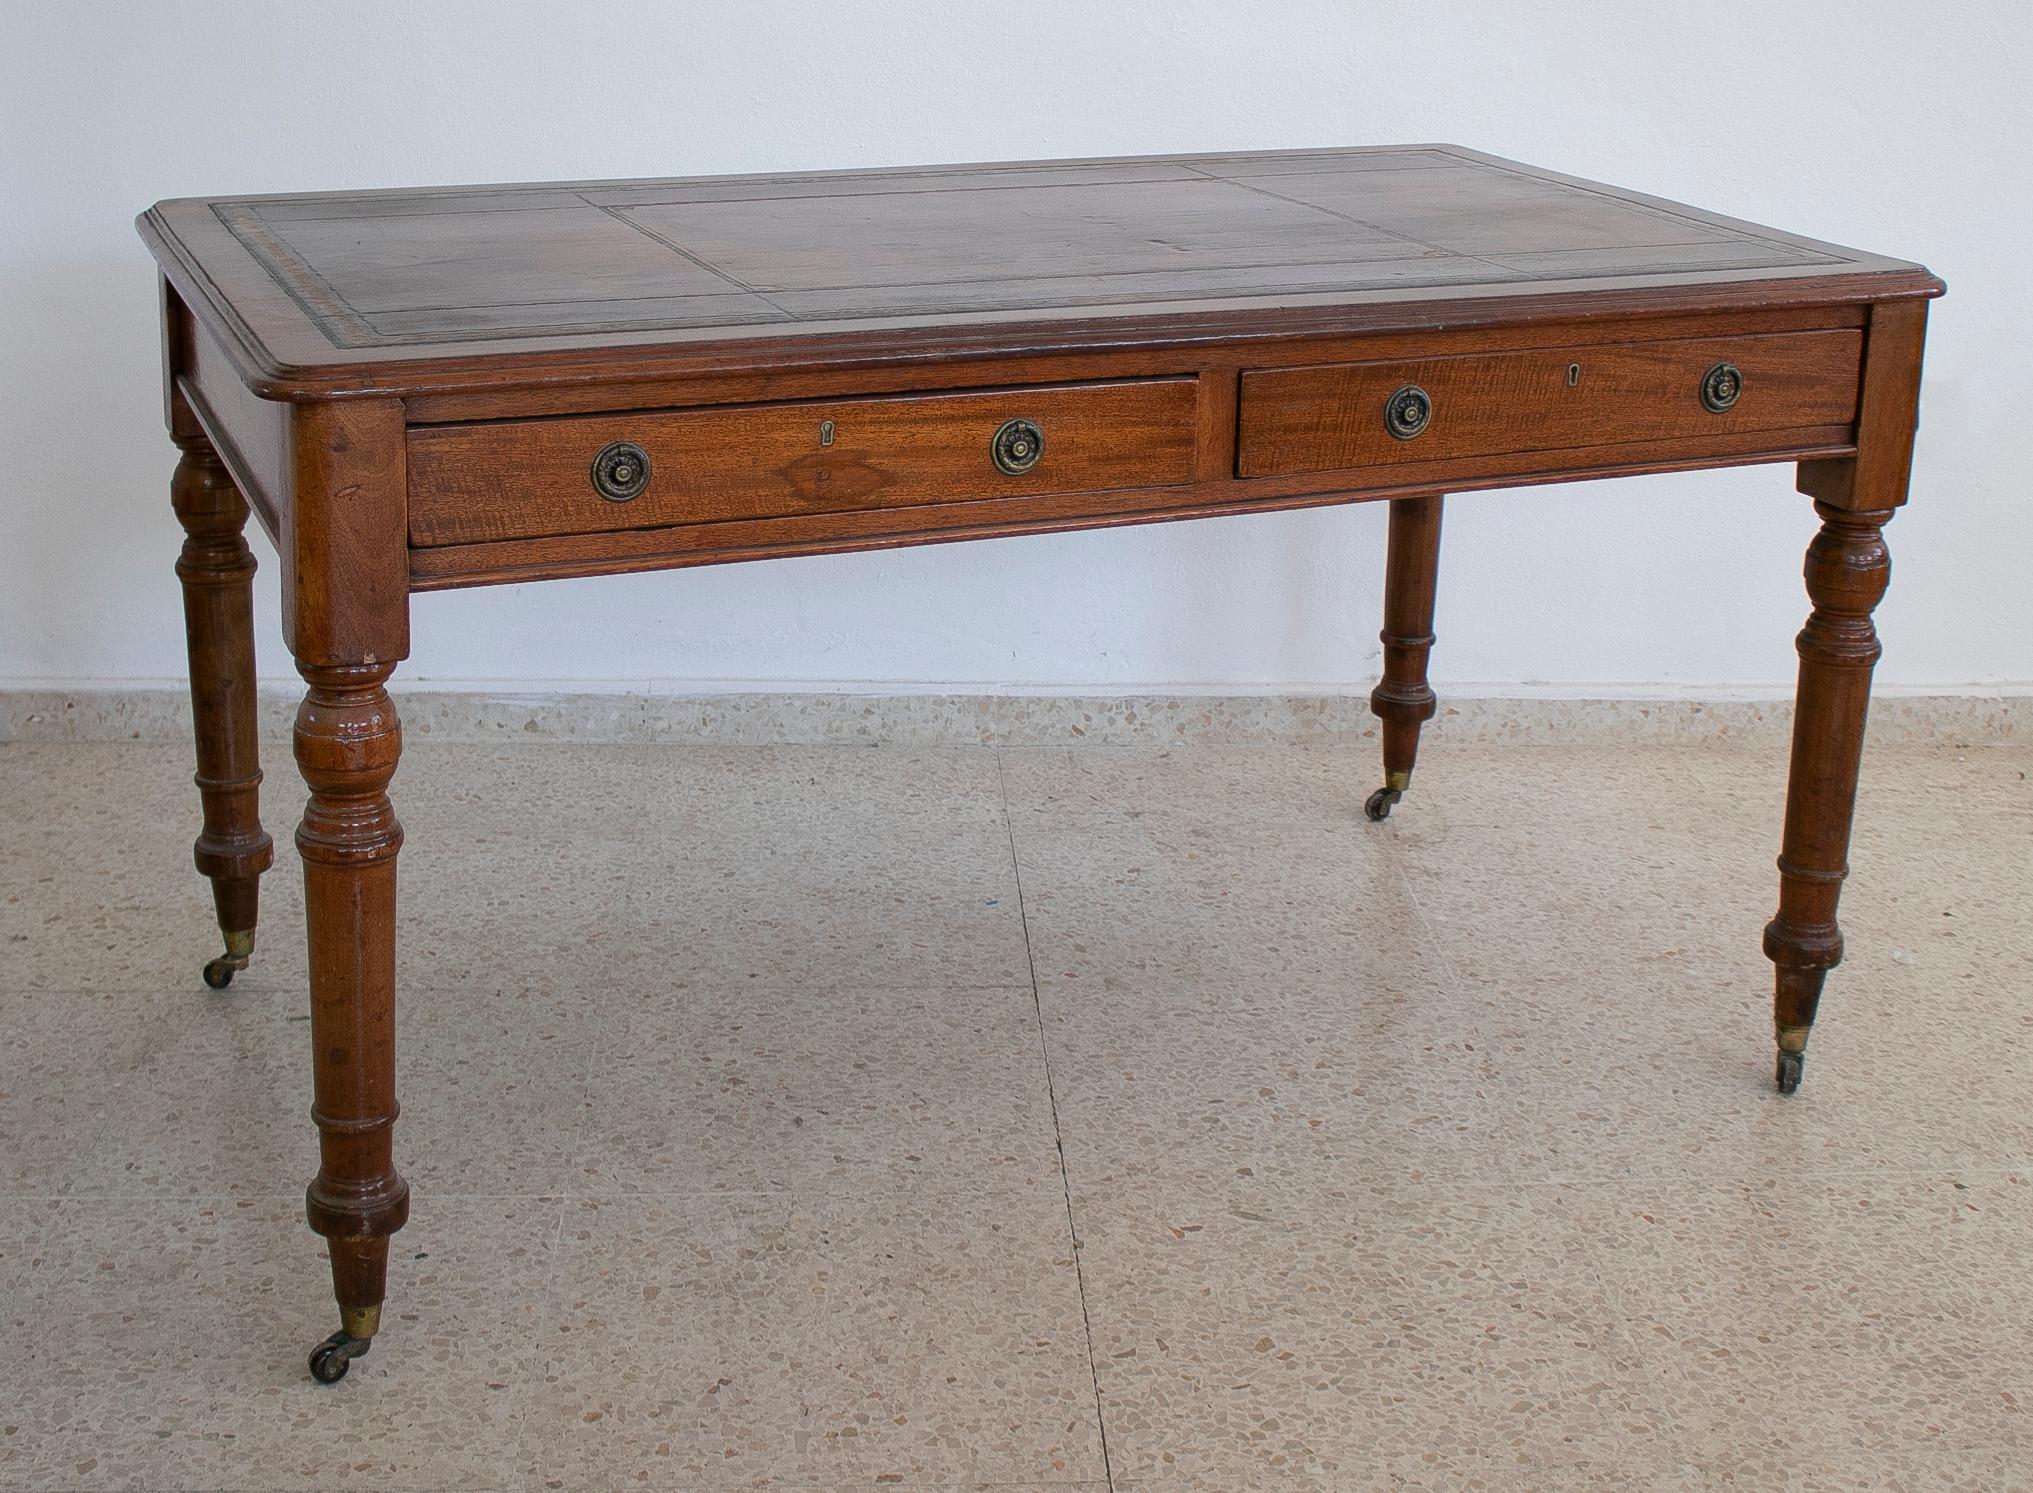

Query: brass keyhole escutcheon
1701 361 1744 413
819 419 836 447
590 441 652 502
992 417 1045 475
1567 363 1581 387
1383 384 1433 440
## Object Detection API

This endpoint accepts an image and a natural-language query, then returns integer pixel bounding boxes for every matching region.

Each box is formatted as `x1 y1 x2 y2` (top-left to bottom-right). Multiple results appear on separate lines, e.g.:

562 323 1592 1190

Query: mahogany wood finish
1366 496 1446 821
295 660 408 1377
1764 504 1894 1093
170 430 275 986
138 145 1941 1380
408 377 1196 546
1764 297 1932 1093
1235 329 1863 479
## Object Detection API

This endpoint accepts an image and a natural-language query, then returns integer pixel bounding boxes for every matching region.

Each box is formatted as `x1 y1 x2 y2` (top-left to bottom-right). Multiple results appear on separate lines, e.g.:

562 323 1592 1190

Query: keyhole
819 420 836 447
1567 363 1580 387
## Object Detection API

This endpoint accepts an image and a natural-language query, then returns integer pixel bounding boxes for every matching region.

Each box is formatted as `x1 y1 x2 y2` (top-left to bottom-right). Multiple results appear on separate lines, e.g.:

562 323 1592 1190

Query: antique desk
138 145 1942 1383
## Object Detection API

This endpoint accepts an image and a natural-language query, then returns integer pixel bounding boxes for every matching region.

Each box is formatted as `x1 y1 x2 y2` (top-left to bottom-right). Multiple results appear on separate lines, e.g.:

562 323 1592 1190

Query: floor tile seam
24 1161 2019 1210
549 1169 1084 1204
101 825 1027 883
1032 1000 1480 1033
587 1486 1115 1492
7 1190 531 1206
0 986 254 999
997 748 1118 1493
1005 804 1395 824
505 1194 572 1493
1006 821 1392 850
529 993 688 1493
472 1482 1111 1493
1027 968 1474 997
588 978 1044 1011
498 1001 606 1474
395 736 1015 753
6 1177 1084 1207
1054 1168 1886 1227
1503 1159 2033 1188
402 809 1021 832
386 818 1023 852
553 999 624 1156
0 979 1046 1005
1056 1168 1569 1209
21 1487 521 1493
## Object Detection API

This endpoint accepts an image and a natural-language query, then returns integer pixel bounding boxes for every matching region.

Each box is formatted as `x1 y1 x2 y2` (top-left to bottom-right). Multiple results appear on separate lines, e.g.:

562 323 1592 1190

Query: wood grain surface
1237 328 1863 478
407 378 1195 545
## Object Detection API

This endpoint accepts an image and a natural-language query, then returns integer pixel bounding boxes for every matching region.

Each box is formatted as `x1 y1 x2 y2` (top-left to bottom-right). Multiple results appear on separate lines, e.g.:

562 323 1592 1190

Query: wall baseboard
3 686 2026 748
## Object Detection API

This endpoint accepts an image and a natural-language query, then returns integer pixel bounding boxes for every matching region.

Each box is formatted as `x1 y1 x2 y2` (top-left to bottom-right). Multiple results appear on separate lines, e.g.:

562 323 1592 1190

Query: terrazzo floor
1 733 2028 1492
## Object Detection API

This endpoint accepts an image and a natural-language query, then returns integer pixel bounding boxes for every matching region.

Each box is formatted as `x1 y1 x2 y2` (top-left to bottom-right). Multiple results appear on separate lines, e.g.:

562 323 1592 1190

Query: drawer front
1236 330 1863 479
409 379 1196 546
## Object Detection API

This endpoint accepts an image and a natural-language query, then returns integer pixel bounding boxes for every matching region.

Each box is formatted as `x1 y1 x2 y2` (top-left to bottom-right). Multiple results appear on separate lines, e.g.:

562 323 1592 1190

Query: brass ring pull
1383 384 1433 440
1701 362 1744 413
591 441 651 501
991 418 1045 475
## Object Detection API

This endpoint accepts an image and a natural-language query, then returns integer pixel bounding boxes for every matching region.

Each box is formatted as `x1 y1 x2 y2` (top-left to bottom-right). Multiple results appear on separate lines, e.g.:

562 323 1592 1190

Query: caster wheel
308 1331 369 1384
1775 1049 1805 1095
202 958 236 990
1364 787 1401 822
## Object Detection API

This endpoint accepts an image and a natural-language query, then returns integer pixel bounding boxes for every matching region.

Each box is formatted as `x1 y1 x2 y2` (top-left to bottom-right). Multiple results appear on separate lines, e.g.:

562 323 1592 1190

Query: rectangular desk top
141 144 1939 399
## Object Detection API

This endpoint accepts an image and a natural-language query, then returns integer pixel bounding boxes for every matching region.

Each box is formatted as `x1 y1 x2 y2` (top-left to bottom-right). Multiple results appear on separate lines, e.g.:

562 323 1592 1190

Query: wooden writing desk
138 145 1942 1382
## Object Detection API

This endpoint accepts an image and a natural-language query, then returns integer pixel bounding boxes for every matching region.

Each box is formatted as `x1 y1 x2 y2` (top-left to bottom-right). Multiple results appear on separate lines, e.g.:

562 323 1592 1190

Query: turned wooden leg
295 661 409 1382
171 432 274 988
1763 503 1895 1093
1366 494 1445 821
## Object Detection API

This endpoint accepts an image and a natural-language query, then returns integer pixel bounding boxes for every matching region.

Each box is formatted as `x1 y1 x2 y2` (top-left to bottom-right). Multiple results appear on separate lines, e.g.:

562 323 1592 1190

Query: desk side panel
1796 300 1929 511
283 400 411 667
165 278 291 546
159 279 411 665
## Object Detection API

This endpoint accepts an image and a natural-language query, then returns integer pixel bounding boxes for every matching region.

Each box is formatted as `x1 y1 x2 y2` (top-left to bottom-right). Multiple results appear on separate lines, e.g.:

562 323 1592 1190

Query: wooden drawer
408 379 1196 546
1235 329 1863 479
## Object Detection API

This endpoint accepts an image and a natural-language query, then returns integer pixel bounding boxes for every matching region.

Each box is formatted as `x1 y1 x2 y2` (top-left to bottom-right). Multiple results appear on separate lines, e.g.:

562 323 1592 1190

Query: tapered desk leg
1763 503 1895 1094
1366 494 1445 821
171 432 274 988
294 661 409 1382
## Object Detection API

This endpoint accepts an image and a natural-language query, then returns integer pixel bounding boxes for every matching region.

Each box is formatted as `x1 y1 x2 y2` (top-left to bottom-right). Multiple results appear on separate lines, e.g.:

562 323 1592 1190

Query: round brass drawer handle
1383 383 1433 441
591 441 652 502
1701 361 1744 413
991 417 1045 476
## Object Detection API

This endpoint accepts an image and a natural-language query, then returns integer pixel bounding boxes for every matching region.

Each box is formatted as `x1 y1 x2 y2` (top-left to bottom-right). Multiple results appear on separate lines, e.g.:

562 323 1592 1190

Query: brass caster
1775 1048 1806 1095
308 1329 371 1384
201 931 254 990
1364 786 1402 822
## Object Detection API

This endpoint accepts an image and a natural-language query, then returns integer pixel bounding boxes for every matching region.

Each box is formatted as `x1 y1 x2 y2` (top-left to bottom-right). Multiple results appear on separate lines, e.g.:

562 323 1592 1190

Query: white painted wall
2 0 2025 694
